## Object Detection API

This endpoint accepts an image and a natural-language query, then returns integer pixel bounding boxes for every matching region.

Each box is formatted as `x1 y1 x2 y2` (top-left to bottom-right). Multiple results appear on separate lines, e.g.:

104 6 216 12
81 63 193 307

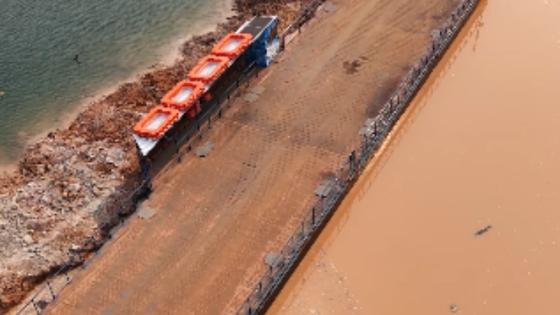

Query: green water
0 0 231 163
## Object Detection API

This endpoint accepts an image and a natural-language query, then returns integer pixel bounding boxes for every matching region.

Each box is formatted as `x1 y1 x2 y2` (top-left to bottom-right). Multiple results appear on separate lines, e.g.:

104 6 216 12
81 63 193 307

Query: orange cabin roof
188 55 230 84
211 33 253 59
161 80 205 111
133 106 180 139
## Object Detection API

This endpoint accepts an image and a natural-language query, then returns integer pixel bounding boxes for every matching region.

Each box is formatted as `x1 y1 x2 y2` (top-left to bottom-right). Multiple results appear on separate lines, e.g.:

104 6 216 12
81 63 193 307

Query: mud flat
35 0 464 314
0 0 306 312
268 0 560 314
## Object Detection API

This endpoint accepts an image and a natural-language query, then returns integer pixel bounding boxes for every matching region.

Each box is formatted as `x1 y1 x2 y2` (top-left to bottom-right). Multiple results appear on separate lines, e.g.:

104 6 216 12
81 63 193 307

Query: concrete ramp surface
46 0 461 314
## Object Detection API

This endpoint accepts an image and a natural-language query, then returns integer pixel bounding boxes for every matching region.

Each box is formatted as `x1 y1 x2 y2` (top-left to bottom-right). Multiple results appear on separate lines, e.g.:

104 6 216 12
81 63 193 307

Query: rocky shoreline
0 0 306 311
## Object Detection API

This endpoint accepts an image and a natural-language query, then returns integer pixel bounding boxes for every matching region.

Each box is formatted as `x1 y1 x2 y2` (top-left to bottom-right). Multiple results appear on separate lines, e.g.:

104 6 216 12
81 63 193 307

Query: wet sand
268 0 560 314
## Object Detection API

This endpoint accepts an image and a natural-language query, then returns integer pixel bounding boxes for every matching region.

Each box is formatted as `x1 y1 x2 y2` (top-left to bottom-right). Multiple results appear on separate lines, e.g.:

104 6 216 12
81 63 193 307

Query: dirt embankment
0 0 305 312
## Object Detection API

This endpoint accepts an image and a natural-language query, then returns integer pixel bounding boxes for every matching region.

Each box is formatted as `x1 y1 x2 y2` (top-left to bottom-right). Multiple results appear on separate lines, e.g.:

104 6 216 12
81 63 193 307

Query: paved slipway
47 0 459 314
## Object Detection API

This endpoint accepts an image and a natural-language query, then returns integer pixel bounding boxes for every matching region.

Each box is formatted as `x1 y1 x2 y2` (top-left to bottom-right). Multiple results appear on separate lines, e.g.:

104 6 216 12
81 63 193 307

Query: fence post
312 207 316 226
174 137 181 163
31 299 41 315
280 35 286 51
47 280 56 301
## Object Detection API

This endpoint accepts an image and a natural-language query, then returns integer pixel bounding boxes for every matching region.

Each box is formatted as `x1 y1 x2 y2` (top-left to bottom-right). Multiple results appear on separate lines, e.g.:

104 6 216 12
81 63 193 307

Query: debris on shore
0 0 308 311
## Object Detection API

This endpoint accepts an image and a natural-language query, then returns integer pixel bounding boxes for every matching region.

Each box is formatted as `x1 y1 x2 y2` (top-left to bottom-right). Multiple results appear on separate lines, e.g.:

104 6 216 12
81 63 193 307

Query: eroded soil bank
268 0 560 314
0 0 305 311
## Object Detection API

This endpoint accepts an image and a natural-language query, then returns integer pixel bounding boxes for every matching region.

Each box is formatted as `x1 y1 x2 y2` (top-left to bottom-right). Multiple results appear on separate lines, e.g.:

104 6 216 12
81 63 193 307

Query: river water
0 0 231 163
268 0 560 314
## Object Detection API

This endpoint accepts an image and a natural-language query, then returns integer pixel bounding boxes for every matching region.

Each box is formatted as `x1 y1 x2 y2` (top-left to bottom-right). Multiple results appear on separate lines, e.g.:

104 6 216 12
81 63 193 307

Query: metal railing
14 0 480 313
235 0 481 314
148 61 261 178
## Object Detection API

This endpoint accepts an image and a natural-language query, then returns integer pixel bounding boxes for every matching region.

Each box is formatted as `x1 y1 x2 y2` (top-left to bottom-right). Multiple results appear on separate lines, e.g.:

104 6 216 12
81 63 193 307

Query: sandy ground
46 0 459 314
268 0 560 314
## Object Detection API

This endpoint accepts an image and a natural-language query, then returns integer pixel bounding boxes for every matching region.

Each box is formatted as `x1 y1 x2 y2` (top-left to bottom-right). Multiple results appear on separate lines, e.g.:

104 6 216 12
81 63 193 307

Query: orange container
188 55 230 83
134 106 180 139
161 80 205 111
211 33 253 59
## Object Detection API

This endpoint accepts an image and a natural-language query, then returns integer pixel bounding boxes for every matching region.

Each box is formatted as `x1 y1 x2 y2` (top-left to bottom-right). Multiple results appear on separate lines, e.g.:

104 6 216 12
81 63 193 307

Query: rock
23 235 33 244
195 142 214 158
450 304 459 313
25 220 42 231
105 148 125 166
137 206 156 220
0 0 309 310
265 252 281 267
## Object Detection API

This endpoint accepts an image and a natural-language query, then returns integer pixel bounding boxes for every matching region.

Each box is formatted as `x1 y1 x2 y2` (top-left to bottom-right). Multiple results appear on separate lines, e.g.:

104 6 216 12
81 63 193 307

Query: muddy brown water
267 0 560 314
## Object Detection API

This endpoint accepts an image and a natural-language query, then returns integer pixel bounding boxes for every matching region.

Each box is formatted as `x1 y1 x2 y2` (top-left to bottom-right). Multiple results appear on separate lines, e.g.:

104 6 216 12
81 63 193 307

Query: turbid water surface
268 0 560 314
